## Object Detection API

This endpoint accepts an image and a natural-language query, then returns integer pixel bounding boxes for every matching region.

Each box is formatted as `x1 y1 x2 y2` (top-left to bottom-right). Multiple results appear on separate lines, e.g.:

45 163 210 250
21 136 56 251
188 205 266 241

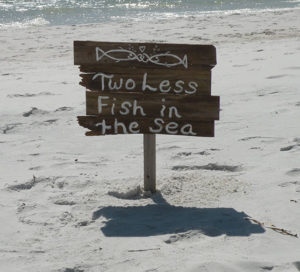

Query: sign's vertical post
143 134 156 193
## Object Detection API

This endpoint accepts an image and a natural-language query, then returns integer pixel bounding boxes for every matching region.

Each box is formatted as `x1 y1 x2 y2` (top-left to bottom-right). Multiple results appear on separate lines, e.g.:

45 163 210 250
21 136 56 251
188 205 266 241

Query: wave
0 0 299 28
0 17 49 29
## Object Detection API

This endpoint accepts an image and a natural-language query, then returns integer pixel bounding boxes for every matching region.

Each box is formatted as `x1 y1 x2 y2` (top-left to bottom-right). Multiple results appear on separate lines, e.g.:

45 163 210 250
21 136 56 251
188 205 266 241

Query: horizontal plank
86 91 220 121
74 41 216 69
78 116 215 137
79 68 211 95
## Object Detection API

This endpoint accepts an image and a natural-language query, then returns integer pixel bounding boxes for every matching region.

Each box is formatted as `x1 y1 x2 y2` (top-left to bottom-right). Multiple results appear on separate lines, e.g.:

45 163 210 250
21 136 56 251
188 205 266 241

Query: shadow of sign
92 203 265 237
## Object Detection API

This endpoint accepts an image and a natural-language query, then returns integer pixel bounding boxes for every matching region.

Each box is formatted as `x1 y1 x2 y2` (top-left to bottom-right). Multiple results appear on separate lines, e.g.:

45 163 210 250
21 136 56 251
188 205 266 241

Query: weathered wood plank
79 68 212 95
74 41 219 138
85 91 220 121
74 41 216 69
144 134 156 193
78 115 215 137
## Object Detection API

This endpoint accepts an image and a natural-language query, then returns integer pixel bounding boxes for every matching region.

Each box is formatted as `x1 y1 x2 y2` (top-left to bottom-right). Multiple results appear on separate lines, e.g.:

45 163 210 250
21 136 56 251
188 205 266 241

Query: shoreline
1 5 300 29
1 7 299 43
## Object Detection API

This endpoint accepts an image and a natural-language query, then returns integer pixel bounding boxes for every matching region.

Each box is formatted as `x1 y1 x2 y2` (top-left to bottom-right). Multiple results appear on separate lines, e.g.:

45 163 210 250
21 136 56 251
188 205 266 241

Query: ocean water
0 0 299 27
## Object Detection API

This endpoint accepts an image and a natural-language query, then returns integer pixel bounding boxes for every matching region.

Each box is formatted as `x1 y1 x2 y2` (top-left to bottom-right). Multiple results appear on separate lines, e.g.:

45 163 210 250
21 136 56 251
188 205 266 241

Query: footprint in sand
16 203 37 214
29 166 42 171
54 199 76 206
189 261 299 272
280 138 300 151
43 119 58 125
266 74 288 79
157 145 180 151
172 152 192 159
164 230 203 244
286 168 300 177
232 64 249 67
279 178 300 193
7 176 58 191
1 123 23 134
7 92 54 98
239 136 263 141
57 266 85 272
55 106 73 112
173 148 219 158
172 163 242 172
195 151 211 155
188 261 275 272
29 153 40 156
239 136 283 144
280 145 300 151
257 89 279 97
278 181 300 187
75 220 94 228
7 177 40 191
23 107 49 117
286 66 300 70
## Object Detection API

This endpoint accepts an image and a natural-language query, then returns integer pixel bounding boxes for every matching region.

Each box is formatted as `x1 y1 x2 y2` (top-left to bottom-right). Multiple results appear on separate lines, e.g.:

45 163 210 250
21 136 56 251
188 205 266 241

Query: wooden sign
74 41 219 137
74 41 219 192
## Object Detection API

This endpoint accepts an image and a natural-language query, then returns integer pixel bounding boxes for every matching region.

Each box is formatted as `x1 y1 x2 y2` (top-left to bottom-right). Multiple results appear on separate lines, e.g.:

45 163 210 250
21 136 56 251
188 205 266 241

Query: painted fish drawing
95 46 188 68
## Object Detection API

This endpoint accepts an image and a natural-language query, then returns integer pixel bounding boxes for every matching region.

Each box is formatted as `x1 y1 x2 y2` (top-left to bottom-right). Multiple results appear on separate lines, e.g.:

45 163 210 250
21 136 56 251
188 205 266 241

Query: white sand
1 7 300 272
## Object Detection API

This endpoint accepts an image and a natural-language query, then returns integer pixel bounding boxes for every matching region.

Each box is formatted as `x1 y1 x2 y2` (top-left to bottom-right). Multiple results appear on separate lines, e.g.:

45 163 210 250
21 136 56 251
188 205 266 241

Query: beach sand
0 7 300 272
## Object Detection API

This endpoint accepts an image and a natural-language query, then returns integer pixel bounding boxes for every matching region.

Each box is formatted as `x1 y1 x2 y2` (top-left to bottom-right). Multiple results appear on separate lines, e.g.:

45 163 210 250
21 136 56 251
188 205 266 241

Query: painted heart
139 46 146 52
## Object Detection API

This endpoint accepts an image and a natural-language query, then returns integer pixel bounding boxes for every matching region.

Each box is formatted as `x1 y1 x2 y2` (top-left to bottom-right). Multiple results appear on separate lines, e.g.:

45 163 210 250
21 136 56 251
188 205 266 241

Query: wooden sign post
74 41 219 193
144 134 156 193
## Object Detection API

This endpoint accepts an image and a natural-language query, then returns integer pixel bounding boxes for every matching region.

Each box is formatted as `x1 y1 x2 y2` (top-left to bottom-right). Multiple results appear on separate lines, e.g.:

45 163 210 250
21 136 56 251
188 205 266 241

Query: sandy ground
0 7 300 272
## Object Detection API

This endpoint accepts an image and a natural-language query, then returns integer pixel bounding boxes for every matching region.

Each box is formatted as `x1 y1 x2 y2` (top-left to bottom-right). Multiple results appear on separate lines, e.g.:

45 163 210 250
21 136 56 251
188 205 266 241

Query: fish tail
95 47 105 61
182 55 188 68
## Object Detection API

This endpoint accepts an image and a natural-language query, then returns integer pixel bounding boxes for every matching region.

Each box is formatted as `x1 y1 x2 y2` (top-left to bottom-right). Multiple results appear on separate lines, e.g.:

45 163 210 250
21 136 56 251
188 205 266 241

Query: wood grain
85 91 220 121
79 68 212 95
78 115 215 137
74 41 216 69
144 134 156 193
